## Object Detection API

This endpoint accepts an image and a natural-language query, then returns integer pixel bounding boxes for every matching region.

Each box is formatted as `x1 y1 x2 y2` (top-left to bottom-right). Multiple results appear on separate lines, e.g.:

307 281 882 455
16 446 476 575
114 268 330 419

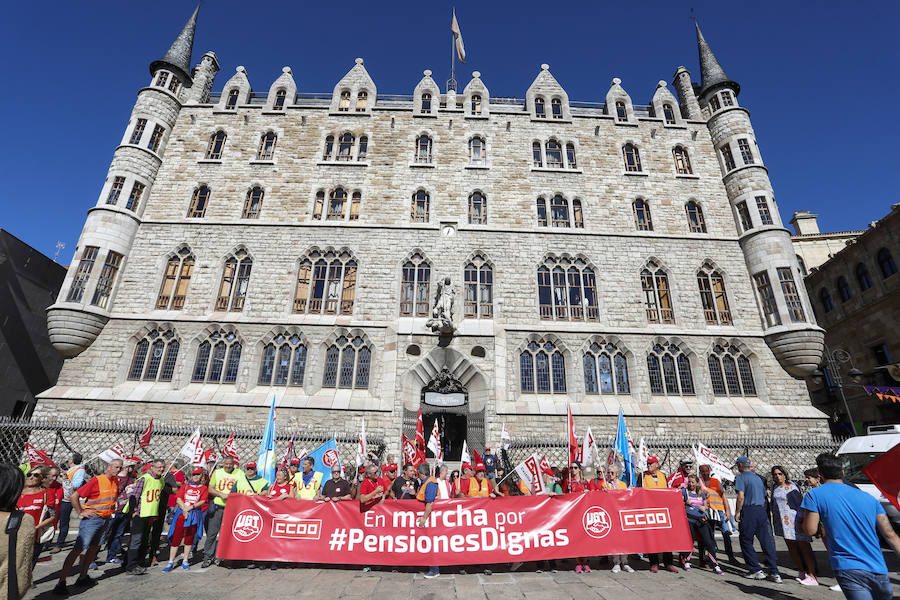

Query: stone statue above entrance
427 276 455 334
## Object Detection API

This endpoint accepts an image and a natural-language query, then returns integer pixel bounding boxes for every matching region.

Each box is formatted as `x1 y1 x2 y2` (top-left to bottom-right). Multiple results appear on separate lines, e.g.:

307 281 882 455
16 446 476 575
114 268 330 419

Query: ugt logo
582 506 612 539
232 509 263 542
322 449 340 468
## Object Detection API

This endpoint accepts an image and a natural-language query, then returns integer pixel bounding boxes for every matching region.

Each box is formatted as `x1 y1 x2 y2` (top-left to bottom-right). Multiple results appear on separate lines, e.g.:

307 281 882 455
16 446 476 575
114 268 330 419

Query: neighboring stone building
37 8 828 454
790 210 865 274
0 230 67 417
800 205 900 431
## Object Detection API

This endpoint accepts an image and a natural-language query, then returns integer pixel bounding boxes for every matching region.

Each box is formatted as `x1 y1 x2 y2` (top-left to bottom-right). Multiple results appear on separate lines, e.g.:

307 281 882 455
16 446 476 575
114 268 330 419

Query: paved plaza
27 534 900 599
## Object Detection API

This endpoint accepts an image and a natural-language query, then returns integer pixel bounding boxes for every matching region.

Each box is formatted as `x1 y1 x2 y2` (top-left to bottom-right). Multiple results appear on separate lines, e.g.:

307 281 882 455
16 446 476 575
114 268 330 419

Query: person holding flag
162 467 207 573
201 455 248 568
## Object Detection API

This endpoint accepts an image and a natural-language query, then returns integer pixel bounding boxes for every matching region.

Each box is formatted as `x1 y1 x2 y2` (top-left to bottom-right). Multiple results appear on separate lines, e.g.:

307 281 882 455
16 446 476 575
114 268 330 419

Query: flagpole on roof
448 7 456 92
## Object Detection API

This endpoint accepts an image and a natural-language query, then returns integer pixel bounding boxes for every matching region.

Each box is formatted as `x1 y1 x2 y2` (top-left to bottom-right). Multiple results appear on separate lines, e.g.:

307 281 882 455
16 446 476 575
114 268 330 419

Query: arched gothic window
550 195 570 227
127 328 179 382
339 90 351 111
623 144 642 172
187 185 210 218
837 276 852 302
537 255 599 321
642 261 674 324
157 247 194 310
468 192 486 224
856 263 873 290
357 136 368 161
411 190 430 222
215 249 252 312
573 199 584 228
323 335 371 389
327 188 347 220
673 146 692 175
686 201 707 233
400 253 430 317
708 343 756 396
565 143 577 169
697 265 731 325
337 133 354 161
420 93 432 113
647 343 694 395
583 341 629 394
464 256 493 319
312 191 325 220
877 248 898 278
551 98 562 119
545 140 563 168
273 89 287 111
520 341 565 393
323 135 335 161
534 97 546 119
663 104 676 124
225 89 239 110
356 91 368 112
293 249 357 315
242 186 264 219
532 142 543 168
469 137 486 165
256 132 277 160
258 333 307 386
471 94 482 115
615 101 627 121
191 330 241 383
820 288 834 313
633 199 653 231
350 191 361 220
415 135 433 163
205 131 226 160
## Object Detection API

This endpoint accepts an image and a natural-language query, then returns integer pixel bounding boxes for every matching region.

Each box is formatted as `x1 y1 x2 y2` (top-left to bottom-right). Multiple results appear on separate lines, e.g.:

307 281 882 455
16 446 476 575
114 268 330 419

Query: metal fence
504 434 839 491
0 418 385 476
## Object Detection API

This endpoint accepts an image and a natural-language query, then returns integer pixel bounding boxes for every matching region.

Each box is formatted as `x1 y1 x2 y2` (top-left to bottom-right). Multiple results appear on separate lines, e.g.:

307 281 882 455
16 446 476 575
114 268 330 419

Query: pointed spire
695 22 739 96
150 4 199 84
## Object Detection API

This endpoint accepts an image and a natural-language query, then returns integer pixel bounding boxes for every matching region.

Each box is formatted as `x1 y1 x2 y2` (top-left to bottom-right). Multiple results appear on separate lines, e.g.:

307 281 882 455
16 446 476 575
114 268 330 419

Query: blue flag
306 438 342 479
256 396 277 484
614 408 635 487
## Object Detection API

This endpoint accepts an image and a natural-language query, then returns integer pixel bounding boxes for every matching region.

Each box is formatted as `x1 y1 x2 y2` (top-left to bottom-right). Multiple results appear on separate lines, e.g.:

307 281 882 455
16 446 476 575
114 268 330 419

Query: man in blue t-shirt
416 463 440 579
802 453 900 600
734 455 781 582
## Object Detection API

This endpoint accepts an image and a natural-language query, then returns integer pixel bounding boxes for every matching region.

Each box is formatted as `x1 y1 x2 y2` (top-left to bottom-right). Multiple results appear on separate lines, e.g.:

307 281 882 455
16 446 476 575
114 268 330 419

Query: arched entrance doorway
421 367 469 461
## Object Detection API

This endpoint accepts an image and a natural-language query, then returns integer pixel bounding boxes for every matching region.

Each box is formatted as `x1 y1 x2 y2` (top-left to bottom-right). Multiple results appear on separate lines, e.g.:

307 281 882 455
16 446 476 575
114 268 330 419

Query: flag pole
448 8 456 92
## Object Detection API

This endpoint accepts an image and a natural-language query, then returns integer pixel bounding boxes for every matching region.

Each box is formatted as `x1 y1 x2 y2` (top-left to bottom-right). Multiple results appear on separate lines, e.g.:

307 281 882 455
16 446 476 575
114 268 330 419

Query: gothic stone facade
38 12 829 452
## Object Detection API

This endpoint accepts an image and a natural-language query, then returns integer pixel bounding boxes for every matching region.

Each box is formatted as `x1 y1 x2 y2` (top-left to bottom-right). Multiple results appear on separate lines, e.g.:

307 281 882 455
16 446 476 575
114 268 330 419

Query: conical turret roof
696 22 739 96
150 4 199 84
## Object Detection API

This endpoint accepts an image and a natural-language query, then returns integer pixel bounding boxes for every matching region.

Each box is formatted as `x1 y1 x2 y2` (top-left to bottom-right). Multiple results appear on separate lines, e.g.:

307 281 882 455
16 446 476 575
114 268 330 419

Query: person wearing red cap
466 463 496 498
162 467 208 573
454 463 475 497
242 462 269 495
288 457 302 488
643 456 677 573
378 464 397 500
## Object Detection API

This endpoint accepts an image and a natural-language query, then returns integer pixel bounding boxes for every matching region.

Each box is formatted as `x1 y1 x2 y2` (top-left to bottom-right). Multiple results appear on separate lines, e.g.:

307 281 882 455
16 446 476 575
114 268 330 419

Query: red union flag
401 434 423 466
567 404 578 464
218 488 692 565
24 443 55 468
539 455 554 477
514 454 545 494
415 408 426 456
223 432 239 460
863 442 900 512
138 419 153 449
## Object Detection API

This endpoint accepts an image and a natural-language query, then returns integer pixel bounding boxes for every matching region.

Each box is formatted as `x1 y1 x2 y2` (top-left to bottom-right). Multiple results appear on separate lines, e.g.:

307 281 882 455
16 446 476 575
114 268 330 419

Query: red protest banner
217 489 692 565
863 443 900 512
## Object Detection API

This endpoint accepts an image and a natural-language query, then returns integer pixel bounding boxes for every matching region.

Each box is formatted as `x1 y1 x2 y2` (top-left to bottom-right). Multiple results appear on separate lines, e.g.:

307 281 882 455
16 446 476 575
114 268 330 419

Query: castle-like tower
38 9 828 450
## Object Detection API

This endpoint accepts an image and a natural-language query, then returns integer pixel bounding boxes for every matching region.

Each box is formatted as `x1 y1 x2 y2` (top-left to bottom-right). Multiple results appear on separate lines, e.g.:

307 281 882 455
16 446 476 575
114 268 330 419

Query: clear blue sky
2 1 898 261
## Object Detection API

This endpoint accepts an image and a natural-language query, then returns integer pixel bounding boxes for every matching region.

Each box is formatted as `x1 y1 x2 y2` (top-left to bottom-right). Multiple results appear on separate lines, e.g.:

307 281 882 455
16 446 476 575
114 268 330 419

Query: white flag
99 442 127 464
637 438 649 473
514 454 546 495
693 442 735 482
180 428 204 467
426 420 442 465
500 424 511 450
461 440 471 465
451 9 466 63
356 419 367 468
581 427 596 466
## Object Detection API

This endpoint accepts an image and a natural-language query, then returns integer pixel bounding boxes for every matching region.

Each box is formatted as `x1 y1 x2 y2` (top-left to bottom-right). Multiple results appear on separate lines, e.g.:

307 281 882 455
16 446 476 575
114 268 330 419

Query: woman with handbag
1 464 34 599
771 466 818 585
15 467 55 567
682 475 723 574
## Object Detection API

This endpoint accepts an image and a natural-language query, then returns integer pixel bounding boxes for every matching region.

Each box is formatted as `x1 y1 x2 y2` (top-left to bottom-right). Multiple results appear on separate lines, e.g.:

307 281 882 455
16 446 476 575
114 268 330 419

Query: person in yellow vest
202 455 248 568
466 463 497 498
124 458 166 575
295 456 322 500
642 456 678 573
52 458 122 596
238 462 269 495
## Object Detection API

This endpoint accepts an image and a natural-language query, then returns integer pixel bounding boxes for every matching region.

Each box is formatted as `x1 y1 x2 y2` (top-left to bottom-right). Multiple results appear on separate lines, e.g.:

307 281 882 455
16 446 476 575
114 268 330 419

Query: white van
835 424 900 530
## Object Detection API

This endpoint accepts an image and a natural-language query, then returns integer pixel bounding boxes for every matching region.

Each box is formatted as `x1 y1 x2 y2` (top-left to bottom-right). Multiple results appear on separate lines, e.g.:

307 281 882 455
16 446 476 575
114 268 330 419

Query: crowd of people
0 447 896 599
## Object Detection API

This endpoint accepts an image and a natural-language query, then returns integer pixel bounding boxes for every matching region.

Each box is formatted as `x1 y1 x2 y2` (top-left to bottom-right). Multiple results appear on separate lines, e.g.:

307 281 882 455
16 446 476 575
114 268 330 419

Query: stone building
791 210 865 274
37 8 828 455
800 205 900 431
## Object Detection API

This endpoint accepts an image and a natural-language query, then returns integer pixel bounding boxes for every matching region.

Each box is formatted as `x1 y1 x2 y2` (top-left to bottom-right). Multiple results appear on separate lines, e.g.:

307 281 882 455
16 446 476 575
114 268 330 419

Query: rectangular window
147 125 165 153
721 91 734 106
737 138 754 165
777 267 806 323
125 182 145 212
129 118 147 145
90 251 123 308
721 143 736 171
66 246 99 303
754 271 782 327
736 201 753 232
168 76 180 93
709 96 721 112
755 196 774 225
106 176 125 205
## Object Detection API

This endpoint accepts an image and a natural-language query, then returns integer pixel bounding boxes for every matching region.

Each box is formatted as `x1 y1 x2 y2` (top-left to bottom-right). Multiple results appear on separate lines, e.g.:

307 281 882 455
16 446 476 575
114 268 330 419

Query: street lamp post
817 346 863 436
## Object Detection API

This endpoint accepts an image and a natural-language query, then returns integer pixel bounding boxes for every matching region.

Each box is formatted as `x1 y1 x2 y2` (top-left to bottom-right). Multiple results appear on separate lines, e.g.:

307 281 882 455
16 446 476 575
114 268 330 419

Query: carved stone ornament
426 276 456 333
424 367 465 394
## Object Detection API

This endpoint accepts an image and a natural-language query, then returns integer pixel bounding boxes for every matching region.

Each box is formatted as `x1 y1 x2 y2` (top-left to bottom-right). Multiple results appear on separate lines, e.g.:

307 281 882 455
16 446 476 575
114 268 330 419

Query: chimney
789 211 820 235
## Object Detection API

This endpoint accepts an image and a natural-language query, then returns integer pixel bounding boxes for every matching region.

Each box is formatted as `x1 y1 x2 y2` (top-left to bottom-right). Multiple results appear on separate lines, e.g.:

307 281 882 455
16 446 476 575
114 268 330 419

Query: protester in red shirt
587 466 606 491
454 463 475 497
162 468 208 573
378 463 397 499
166 464 185 509
358 465 384 512
667 459 693 489
268 469 294 500
568 465 591 573
17 467 54 566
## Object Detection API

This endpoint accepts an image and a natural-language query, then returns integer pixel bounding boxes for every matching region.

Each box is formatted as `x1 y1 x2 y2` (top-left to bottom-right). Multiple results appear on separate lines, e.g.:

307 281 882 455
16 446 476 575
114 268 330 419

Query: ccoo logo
322 449 340 468
582 506 612 539
232 509 263 542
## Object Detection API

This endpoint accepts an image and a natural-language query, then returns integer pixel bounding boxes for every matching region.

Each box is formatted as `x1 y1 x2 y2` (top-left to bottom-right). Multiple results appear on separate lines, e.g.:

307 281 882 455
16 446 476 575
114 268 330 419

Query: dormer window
421 93 432 113
551 98 562 119
273 89 286 111
615 101 627 122
535 97 546 119
356 91 368 112
225 89 239 110
471 94 482 115
663 104 676 124
339 91 351 111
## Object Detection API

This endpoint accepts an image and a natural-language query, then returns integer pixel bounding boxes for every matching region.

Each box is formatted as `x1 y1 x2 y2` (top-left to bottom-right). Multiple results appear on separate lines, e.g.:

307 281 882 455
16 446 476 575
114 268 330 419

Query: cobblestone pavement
26 535 900 600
